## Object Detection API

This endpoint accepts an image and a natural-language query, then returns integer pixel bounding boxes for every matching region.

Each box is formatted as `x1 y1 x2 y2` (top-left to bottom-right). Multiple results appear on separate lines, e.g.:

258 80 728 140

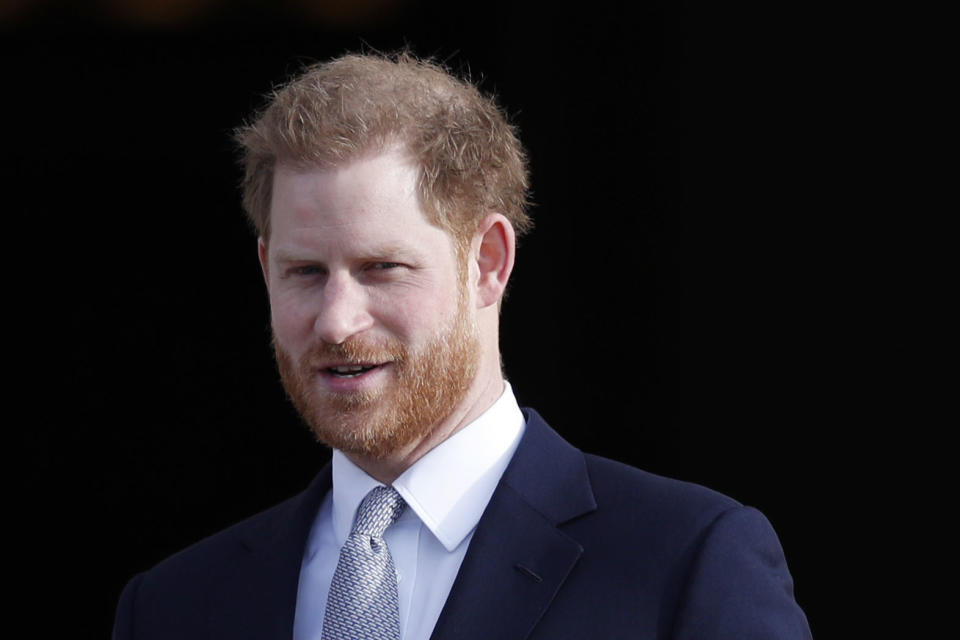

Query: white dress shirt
293 382 526 640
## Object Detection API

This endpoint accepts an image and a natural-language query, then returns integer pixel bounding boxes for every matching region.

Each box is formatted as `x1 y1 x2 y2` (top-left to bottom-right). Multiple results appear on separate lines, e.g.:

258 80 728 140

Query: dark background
7 0 886 636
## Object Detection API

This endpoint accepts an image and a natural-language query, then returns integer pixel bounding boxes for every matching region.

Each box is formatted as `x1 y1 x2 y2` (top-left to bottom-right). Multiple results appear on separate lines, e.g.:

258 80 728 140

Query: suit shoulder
517 408 742 531
583 453 741 507
581 453 742 533
112 484 326 640
134 467 329 589
143 491 301 580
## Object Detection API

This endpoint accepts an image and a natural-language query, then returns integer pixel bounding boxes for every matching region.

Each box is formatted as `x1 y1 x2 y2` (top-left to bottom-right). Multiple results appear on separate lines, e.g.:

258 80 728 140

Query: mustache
273 335 408 367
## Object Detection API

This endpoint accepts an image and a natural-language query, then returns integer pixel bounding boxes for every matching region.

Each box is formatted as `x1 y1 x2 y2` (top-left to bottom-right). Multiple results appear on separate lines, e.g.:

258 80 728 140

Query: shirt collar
331 381 525 551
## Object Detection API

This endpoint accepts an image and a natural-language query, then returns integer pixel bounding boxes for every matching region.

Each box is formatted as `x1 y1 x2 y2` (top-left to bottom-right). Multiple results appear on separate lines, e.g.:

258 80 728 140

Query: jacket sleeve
671 506 813 640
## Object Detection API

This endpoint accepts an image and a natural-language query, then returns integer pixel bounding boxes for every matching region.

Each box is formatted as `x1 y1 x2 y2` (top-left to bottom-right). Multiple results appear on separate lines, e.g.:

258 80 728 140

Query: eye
292 265 325 276
369 262 402 270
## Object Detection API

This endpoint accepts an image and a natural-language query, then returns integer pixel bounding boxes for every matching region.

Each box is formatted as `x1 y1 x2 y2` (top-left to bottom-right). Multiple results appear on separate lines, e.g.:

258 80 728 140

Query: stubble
273 293 480 459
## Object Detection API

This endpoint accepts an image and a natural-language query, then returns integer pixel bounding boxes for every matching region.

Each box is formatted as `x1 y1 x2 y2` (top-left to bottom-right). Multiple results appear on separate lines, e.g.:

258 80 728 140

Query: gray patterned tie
322 486 407 640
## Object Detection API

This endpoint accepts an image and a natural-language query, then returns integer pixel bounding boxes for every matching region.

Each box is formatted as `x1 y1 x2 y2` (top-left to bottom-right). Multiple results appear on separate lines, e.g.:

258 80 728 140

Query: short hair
235 52 532 245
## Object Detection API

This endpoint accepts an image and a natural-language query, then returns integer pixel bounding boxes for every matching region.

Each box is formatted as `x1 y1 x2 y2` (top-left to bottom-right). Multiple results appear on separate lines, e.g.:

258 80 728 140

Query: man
113 53 812 639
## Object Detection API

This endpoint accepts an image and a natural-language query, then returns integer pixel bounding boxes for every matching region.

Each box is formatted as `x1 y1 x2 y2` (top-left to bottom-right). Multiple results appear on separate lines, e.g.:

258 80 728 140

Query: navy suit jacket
113 409 812 639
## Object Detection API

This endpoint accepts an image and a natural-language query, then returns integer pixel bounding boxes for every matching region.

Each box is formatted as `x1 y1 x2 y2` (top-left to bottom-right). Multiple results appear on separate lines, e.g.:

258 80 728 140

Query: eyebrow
271 244 423 265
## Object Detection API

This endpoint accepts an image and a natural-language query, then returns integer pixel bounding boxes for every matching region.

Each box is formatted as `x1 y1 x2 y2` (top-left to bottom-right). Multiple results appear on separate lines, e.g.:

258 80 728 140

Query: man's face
260 150 480 460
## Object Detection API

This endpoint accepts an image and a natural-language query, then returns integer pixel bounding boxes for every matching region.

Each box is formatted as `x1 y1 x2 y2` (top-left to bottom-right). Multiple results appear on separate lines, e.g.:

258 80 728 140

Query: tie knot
352 486 406 538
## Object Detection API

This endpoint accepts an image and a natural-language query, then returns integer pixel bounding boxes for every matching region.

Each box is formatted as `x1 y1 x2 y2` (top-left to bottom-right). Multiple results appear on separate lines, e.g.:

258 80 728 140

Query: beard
273 292 481 460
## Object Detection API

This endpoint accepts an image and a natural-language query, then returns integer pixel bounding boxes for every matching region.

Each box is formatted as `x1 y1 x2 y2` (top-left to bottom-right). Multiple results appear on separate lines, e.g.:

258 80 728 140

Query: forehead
274 151 413 217
268 151 453 254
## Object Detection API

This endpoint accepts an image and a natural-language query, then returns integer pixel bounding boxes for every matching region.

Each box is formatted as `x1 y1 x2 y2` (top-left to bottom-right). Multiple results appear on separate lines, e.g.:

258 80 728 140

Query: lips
306 339 404 387
316 360 391 392
327 364 379 378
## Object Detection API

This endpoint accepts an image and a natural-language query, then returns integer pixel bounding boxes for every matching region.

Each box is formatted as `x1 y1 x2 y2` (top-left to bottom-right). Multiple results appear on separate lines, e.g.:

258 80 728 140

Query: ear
471 213 516 309
257 236 270 289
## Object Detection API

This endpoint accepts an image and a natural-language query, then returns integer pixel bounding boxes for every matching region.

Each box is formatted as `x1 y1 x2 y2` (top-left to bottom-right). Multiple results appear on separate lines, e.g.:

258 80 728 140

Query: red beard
274 295 480 459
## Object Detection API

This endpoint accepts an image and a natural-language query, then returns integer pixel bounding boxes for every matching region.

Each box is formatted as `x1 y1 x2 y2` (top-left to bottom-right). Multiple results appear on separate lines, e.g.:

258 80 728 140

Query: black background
6 0 889 636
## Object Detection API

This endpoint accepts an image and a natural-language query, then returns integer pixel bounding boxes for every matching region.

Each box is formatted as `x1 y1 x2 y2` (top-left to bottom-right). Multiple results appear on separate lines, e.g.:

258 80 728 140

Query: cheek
379 284 462 340
269 293 316 344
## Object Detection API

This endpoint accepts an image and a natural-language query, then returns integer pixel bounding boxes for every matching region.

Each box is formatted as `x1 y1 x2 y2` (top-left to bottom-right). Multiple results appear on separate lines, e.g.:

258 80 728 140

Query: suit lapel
430 409 597 640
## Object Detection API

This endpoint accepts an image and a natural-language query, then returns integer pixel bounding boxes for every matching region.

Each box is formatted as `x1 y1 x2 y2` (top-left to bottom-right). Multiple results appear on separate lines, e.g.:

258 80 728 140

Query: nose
313 273 374 345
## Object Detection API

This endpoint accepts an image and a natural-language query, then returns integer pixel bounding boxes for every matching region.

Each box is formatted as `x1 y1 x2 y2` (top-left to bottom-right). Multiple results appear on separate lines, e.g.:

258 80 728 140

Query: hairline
259 141 479 256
